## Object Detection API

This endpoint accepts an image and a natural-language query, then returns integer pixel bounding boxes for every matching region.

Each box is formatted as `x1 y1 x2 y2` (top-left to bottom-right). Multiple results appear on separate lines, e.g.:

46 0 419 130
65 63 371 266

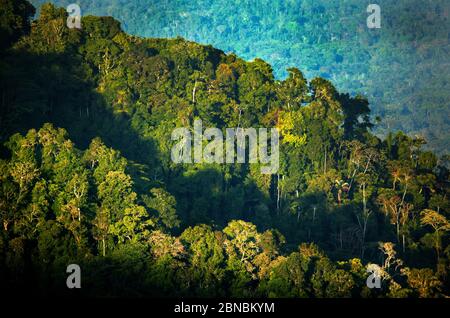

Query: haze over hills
29 0 450 155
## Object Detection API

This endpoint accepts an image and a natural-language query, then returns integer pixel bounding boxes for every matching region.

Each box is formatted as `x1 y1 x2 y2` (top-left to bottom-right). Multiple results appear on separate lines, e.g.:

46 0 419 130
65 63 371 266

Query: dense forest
0 1 449 298
29 0 450 155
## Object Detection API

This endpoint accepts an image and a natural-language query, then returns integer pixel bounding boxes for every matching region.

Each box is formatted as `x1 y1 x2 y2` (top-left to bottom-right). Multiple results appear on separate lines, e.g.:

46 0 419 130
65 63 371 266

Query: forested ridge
29 0 450 155
0 1 449 298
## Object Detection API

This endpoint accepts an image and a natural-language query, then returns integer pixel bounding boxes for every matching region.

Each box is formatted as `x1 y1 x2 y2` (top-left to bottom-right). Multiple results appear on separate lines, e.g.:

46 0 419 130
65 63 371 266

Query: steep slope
29 0 450 154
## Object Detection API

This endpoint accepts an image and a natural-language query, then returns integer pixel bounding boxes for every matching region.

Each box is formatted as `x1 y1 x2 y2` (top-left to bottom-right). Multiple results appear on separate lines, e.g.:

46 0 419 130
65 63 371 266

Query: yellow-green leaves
277 110 307 148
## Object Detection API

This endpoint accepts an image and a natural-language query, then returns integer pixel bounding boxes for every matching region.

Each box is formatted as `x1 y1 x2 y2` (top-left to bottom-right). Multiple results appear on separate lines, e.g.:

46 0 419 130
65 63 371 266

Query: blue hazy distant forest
30 0 450 154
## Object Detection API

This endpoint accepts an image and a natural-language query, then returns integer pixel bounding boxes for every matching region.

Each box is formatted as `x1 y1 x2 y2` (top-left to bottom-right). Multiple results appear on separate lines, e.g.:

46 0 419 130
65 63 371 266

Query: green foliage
29 0 450 154
0 1 449 298
143 188 179 231
0 0 35 49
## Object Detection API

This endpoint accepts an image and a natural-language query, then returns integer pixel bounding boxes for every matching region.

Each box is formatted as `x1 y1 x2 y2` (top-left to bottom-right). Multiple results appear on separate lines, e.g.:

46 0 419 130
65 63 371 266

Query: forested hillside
0 1 449 297
29 0 450 154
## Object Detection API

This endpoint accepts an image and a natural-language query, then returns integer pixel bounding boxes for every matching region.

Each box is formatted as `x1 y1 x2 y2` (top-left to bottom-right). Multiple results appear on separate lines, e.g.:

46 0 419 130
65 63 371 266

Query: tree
420 209 450 262
334 179 349 205
109 205 153 244
253 229 285 280
180 225 226 296
83 137 127 184
143 188 180 230
223 220 261 278
95 170 144 252
277 67 308 110
390 167 402 192
56 172 89 249
404 268 442 297
97 171 135 222
379 242 403 273
354 174 373 259
311 257 354 298
258 252 308 297
148 230 185 260
277 110 307 148
0 0 35 49
378 189 411 244
339 93 372 139
93 207 109 257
